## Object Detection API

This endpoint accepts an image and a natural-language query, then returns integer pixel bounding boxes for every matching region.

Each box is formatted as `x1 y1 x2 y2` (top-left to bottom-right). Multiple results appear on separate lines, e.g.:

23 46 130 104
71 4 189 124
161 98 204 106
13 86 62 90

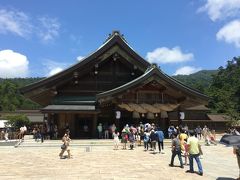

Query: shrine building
20 31 215 138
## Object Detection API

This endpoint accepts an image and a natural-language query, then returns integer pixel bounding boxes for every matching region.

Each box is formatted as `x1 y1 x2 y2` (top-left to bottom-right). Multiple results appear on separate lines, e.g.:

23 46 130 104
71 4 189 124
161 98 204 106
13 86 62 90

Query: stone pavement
0 138 238 180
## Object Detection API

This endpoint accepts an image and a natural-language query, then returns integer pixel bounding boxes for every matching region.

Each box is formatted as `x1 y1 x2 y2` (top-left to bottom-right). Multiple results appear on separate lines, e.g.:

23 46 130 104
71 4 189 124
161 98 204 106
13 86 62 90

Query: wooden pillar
115 118 120 131
92 114 97 138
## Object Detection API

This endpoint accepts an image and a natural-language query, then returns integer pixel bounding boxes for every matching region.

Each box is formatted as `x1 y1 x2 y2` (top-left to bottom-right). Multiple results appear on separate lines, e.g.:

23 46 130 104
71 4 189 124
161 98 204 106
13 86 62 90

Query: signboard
116 111 121 119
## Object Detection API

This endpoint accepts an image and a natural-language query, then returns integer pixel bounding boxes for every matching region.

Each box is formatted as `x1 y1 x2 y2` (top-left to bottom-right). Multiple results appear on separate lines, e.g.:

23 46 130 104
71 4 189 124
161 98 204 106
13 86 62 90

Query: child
143 130 150 151
113 130 120 150
128 129 135 150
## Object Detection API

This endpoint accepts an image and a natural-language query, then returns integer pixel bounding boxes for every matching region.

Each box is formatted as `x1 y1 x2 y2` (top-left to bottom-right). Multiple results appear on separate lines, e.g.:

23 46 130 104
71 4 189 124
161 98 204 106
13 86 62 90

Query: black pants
144 141 148 150
41 133 44 143
170 150 183 167
158 141 164 152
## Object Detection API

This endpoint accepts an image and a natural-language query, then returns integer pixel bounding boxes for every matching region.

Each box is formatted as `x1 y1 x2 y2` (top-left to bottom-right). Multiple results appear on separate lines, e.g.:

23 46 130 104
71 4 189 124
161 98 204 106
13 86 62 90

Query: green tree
0 79 42 111
208 57 240 125
5 114 30 130
0 80 21 111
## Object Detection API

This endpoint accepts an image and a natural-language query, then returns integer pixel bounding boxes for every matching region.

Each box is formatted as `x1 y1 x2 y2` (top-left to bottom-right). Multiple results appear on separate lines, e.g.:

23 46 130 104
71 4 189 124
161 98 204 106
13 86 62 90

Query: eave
96 65 210 104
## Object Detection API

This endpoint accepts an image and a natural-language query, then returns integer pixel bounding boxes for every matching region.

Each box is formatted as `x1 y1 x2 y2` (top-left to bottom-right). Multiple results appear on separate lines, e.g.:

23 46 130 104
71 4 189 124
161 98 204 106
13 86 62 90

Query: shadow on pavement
216 177 236 180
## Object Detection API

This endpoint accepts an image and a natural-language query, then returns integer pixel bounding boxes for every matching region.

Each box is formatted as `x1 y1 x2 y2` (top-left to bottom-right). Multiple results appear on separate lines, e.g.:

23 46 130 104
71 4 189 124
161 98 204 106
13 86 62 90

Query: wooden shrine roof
20 31 150 94
96 65 209 104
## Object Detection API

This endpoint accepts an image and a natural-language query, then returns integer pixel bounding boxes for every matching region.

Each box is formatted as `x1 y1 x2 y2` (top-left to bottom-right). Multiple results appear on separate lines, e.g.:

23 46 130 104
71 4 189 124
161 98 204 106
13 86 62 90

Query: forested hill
0 70 216 111
173 70 218 94
1 57 239 125
0 77 44 87
0 77 44 111
0 70 218 95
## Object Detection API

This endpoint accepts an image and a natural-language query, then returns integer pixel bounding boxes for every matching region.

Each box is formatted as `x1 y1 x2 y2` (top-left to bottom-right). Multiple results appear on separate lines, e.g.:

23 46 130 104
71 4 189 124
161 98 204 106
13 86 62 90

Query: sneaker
198 172 203 176
169 164 174 167
186 170 194 173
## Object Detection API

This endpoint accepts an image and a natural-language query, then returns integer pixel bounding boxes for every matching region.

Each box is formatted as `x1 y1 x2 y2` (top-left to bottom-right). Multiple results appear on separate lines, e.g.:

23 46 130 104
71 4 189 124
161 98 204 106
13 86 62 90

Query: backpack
144 134 149 142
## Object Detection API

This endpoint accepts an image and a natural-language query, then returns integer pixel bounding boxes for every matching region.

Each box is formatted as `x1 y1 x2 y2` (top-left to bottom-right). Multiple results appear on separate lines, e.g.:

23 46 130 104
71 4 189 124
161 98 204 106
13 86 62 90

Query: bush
5 114 30 130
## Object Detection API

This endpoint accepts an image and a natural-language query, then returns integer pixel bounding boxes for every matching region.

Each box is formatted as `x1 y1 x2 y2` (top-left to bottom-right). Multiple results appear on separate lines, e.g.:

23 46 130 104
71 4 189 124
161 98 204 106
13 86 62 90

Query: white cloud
198 0 240 21
43 60 68 77
216 20 240 47
77 56 84 61
48 67 63 76
0 50 29 78
0 8 61 43
173 66 202 75
37 17 60 43
146 47 194 64
0 9 32 38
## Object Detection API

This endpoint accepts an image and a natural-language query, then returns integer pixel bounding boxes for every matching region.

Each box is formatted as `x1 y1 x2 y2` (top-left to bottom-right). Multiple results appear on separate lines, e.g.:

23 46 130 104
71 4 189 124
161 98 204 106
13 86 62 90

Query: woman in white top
112 130 120 150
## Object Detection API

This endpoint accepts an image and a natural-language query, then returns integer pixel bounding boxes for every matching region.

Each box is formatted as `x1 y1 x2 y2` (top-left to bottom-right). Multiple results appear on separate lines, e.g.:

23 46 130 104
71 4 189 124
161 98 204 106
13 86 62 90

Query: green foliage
173 70 218 94
208 57 240 124
5 114 30 130
0 78 43 111
0 80 21 111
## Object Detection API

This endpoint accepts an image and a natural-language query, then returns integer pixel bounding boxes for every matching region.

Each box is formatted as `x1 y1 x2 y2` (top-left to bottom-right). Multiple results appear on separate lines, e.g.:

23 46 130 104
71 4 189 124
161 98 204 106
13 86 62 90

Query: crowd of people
107 123 209 176
55 122 240 178
97 123 117 139
110 122 165 153
0 125 28 141
168 124 217 146
31 123 58 143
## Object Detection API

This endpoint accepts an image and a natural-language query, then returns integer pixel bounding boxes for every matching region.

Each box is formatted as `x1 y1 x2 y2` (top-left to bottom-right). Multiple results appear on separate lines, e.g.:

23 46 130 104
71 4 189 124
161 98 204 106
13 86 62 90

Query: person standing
128 129 135 150
112 130 120 150
150 129 158 153
40 124 46 143
186 130 203 176
169 133 183 168
4 129 9 141
195 126 202 140
54 125 58 139
121 128 128 150
97 123 103 139
143 130 150 151
179 130 188 165
104 123 109 139
233 146 240 180
155 128 165 154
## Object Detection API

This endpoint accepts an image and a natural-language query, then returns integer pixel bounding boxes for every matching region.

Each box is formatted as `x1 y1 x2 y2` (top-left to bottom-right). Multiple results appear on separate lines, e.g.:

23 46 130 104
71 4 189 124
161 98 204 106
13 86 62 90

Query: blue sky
0 0 240 78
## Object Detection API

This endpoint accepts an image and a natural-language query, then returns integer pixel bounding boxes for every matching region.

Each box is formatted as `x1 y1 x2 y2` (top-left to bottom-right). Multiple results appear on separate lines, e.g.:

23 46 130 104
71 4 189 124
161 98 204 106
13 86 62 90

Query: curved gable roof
21 31 150 94
96 65 209 102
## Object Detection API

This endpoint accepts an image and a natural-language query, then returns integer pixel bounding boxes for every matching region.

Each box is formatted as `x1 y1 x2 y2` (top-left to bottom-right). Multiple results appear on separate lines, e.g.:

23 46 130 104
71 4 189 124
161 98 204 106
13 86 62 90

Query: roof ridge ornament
104 30 126 43
145 63 160 73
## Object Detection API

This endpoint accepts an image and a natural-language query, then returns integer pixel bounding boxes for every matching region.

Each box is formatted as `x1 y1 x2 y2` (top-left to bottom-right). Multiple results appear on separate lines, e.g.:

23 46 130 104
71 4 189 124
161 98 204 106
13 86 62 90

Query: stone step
17 138 174 148
16 135 213 148
0 140 19 146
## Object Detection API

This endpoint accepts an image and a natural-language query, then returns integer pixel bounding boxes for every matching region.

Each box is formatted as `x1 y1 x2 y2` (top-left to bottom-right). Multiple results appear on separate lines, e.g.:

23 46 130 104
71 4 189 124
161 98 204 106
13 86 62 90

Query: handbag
61 144 66 150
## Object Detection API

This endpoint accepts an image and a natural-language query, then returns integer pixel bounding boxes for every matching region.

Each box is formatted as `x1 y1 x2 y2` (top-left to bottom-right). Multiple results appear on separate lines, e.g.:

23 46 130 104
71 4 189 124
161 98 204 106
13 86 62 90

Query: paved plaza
0 138 238 180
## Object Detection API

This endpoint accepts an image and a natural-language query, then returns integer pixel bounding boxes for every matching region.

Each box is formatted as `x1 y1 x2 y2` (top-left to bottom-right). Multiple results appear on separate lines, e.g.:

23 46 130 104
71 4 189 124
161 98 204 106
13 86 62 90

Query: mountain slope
173 70 218 93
